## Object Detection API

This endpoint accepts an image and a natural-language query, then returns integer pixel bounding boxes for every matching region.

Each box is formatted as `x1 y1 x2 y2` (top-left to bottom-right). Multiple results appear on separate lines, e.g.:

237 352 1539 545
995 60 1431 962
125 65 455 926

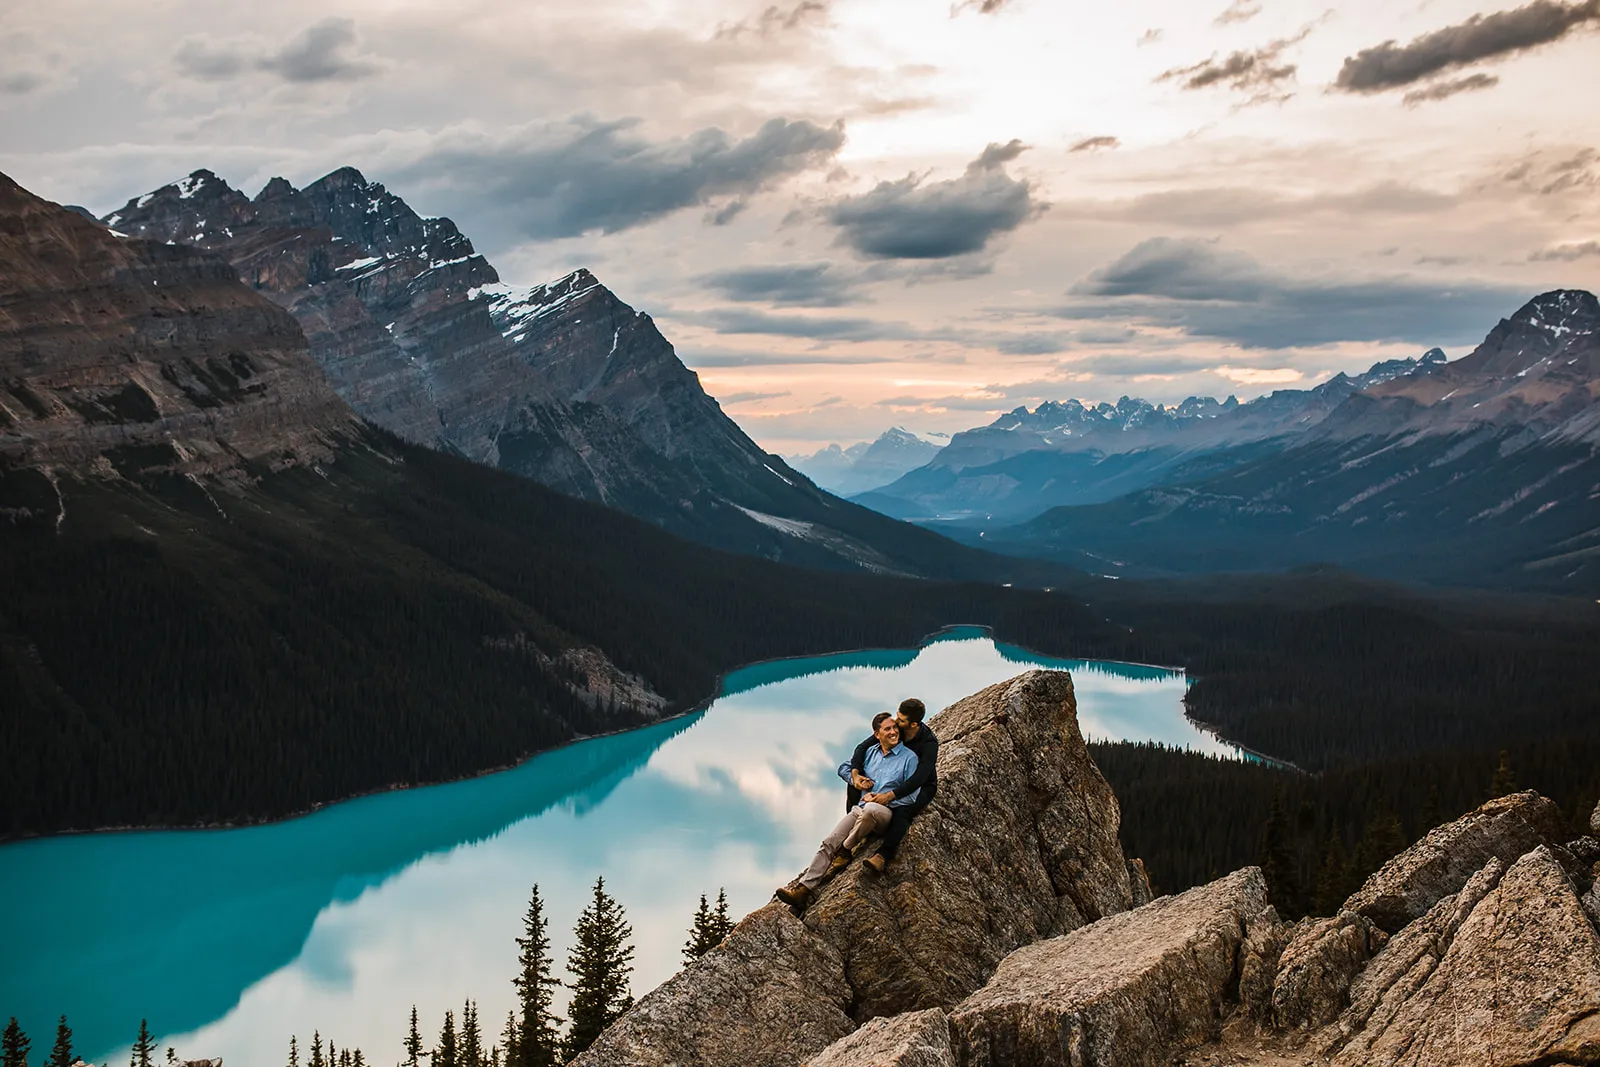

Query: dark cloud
1 71 46 94
698 307 896 340
1335 0 1600 93
708 199 748 225
1402 72 1500 105
1215 0 1263 26
1158 32 1304 100
174 18 378 83
697 262 865 306
1529 239 1600 261
1069 136 1121 153
826 140 1042 259
1065 236 1526 348
264 18 377 82
401 116 845 239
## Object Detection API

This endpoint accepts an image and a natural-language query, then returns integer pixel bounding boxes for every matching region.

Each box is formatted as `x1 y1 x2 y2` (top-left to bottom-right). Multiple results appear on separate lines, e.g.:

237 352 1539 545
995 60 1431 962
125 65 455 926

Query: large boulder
802 670 1135 1018
573 670 1137 1066
1331 847 1600 1066
947 867 1281 1067
1270 912 1386 1034
569 903 855 1067
807 1010 955 1067
1341 791 1566 933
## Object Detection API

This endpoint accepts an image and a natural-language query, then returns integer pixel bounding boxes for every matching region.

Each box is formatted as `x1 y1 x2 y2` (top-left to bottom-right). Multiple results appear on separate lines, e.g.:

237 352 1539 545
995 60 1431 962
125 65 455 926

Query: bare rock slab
802 670 1134 1020
569 902 854 1067
1270 912 1386 1033
807 1010 955 1067
948 867 1282 1067
1342 790 1566 933
1331 846 1600 1067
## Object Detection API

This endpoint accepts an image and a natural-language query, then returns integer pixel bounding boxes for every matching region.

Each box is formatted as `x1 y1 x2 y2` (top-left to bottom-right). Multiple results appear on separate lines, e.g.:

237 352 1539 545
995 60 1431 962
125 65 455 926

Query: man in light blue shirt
777 712 919 906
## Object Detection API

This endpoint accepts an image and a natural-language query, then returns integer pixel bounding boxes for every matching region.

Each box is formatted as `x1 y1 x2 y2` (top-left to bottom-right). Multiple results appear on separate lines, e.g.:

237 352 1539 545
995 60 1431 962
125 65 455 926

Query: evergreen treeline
1093 737 1600 916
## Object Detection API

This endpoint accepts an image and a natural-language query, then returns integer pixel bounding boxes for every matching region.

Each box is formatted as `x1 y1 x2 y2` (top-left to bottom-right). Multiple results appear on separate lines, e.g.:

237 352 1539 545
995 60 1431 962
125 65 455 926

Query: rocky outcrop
1592 798 1600 835
571 669 1140 1067
573 903 855 1067
1340 791 1566 933
0 171 357 485
807 1010 955 1067
1329 847 1600 1066
948 867 1279 1067
1270 912 1386 1034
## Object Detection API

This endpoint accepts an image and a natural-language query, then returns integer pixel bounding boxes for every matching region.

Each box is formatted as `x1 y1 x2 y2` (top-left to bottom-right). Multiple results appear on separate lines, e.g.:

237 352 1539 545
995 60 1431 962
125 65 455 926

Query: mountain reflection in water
0 627 1231 1067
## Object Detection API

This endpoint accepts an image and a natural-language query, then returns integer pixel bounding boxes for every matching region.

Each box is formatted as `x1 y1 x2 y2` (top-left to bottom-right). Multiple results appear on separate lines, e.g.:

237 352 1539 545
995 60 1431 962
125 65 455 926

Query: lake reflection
0 627 1233 1067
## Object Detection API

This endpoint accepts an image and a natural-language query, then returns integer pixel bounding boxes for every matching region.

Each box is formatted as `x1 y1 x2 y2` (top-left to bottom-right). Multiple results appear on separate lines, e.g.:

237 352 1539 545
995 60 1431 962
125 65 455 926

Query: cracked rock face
808 1009 955 1067
572 669 1139 1067
1330 847 1600 1067
1341 791 1567 934
0 172 356 482
948 867 1280 1067
1270 912 1386 1034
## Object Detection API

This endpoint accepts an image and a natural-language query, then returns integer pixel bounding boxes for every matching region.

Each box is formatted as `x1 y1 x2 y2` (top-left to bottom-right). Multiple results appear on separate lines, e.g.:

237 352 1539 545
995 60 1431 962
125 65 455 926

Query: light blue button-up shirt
836 741 920 809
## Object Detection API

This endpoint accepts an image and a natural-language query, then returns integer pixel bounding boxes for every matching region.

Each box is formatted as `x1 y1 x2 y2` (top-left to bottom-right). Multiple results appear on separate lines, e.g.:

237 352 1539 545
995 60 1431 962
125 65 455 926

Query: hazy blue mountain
788 426 946 495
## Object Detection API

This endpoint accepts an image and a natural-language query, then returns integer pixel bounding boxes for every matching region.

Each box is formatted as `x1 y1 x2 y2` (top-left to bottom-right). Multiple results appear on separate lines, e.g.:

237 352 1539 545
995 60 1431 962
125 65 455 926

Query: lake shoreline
1 623 1224 846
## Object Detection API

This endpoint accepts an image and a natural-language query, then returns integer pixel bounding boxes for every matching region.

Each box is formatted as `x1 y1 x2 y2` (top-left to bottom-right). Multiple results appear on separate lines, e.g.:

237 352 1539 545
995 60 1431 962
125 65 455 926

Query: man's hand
863 791 894 806
851 770 875 791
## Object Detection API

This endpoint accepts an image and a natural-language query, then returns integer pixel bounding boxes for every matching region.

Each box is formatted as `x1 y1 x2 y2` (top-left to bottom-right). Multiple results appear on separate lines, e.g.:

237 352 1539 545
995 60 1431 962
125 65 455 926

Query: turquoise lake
0 627 1238 1067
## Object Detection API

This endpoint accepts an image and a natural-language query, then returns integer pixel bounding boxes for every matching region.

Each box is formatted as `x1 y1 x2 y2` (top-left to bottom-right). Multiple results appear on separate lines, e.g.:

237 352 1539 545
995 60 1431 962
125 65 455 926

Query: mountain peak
1509 289 1600 336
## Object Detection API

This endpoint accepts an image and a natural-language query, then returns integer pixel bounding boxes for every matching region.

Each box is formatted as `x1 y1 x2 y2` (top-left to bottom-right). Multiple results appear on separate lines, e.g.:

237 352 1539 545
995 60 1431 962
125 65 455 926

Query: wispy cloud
1529 239 1600 261
174 18 381 83
1069 136 1120 153
1157 29 1309 103
1402 72 1500 105
1335 0 1600 93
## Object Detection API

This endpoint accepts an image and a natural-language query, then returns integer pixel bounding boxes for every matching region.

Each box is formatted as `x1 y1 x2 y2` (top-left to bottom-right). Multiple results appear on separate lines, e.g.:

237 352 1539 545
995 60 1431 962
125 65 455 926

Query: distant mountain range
855 349 1450 524
95 167 1053 582
786 426 947 496
953 290 1600 593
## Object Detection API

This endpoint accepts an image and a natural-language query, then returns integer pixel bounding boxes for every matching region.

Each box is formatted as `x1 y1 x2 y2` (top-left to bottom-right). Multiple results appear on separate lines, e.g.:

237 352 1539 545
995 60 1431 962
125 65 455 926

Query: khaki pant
799 802 892 888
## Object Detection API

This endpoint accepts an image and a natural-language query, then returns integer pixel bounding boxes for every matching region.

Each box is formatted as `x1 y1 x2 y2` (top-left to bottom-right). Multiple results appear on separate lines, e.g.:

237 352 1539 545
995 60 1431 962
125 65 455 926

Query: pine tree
130 1022 156 1067
1420 784 1443 835
46 1018 71 1067
498 1014 517 1067
563 876 635 1060
1491 750 1517 798
403 1009 422 1067
1258 792 1301 918
309 1033 324 1067
711 889 733 943
436 1011 457 1067
286 1035 299 1067
459 1003 480 1067
1312 835 1349 917
513 883 561 1067
352 1050 364 1067
165 1050 175 1066
1353 809 1407 884
2 1018 30 1067
683 895 715 962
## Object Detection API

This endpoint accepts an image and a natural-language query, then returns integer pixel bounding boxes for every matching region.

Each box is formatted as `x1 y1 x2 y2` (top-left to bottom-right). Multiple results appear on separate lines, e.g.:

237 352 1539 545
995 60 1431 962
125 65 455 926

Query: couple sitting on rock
776 697 939 908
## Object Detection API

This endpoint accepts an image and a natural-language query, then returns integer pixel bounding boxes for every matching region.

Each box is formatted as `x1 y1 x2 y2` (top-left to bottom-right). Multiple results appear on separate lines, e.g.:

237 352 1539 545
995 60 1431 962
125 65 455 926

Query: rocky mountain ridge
572 670 1600 1067
98 167 1062 581
858 350 1450 524
788 426 948 496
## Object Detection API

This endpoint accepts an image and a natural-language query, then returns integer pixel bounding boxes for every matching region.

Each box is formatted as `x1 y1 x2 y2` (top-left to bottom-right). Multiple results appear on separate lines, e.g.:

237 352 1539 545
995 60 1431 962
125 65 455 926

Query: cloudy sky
4 0 1598 452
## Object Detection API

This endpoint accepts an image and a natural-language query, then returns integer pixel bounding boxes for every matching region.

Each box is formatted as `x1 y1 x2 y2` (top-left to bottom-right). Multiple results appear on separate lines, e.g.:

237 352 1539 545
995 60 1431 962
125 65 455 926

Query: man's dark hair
872 711 893 731
898 698 926 723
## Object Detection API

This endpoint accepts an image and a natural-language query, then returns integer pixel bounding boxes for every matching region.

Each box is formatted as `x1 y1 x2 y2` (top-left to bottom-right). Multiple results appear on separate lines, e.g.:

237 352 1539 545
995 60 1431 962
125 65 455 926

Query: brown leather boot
775 883 810 906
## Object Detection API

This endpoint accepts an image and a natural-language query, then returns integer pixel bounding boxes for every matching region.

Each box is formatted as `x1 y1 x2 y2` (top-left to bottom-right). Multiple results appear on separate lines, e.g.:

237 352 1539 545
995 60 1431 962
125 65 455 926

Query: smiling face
875 717 901 749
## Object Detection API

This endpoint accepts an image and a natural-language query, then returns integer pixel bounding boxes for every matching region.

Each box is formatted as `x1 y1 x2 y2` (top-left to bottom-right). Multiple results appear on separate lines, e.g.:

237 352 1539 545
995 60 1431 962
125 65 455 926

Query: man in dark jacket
846 697 937 872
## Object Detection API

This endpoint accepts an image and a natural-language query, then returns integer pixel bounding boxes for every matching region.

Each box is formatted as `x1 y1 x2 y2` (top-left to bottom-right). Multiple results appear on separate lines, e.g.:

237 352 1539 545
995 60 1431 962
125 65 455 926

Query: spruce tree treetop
563 876 635 1061
130 1021 156 1067
514 882 561 1067
47 1018 72 1067
2 1018 31 1067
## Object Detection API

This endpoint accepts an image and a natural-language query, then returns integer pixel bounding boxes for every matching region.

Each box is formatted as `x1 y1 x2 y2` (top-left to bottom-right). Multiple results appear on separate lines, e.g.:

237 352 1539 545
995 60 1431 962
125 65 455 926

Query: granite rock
1270 912 1385 1034
1341 790 1566 933
799 670 1135 1020
571 669 1136 1066
1330 846 1600 1066
807 1010 955 1067
948 867 1282 1067
569 902 855 1067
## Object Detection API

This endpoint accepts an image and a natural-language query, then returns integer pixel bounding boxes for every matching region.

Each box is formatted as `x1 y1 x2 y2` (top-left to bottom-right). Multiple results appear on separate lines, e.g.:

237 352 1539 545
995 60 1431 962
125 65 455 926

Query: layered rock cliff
0 171 357 484
567 670 1600 1067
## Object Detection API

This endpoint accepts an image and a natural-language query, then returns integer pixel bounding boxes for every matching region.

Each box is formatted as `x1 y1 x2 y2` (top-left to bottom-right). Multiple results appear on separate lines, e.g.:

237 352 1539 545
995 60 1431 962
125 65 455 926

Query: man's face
895 710 918 737
876 718 901 747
